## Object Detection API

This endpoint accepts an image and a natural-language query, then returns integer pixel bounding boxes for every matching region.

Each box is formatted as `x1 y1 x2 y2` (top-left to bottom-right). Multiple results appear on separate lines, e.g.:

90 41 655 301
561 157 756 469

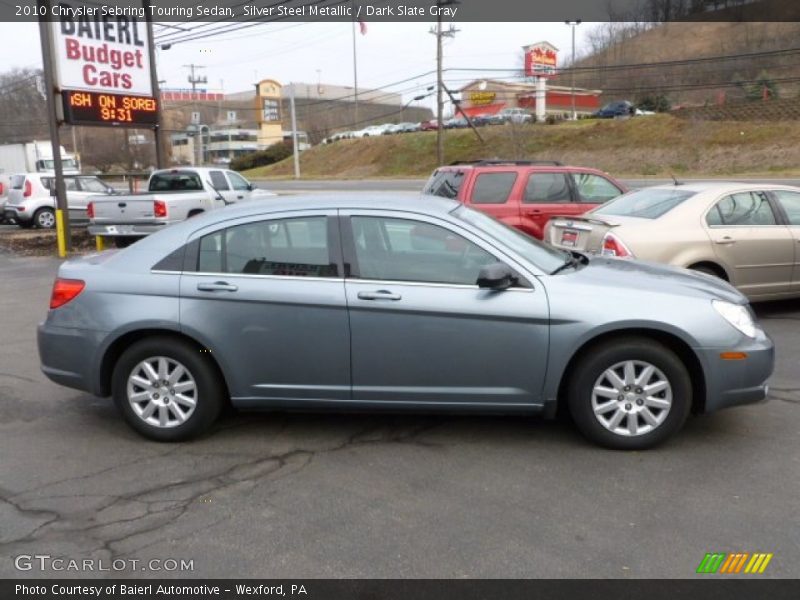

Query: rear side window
471 172 517 204
198 216 336 277
42 177 77 191
773 190 800 225
706 192 776 226
423 169 465 199
523 172 571 204
209 171 230 191
594 188 696 219
571 173 622 203
148 171 203 192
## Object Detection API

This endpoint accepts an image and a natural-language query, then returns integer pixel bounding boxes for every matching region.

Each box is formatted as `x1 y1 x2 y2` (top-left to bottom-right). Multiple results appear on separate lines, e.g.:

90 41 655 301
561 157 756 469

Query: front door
179 211 350 403
341 211 550 408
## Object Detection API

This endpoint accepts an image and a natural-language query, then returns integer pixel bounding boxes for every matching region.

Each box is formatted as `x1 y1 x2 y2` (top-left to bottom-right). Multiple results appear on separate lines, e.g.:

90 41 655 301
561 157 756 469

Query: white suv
4 173 116 229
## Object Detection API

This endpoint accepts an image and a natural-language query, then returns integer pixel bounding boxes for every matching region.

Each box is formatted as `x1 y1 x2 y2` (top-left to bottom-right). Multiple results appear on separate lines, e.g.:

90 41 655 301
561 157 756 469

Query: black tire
17 220 34 229
111 336 225 442
33 208 56 229
567 337 691 450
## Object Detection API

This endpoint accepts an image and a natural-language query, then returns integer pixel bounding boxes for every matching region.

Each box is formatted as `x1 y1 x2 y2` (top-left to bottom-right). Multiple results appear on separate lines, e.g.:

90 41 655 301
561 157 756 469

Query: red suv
422 160 628 239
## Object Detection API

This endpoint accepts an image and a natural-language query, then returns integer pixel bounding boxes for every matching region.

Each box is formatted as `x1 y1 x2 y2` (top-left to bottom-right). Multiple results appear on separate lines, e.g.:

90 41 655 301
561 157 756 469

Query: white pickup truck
87 167 274 246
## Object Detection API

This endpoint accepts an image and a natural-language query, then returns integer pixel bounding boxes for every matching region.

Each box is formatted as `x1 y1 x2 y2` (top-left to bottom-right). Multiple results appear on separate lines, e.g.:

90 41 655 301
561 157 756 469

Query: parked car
443 117 469 129
594 100 635 118
3 173 116 229
420 119 439 131
544 182 800 301
493 108 534 125
37 194 773 449
471 114 493 127
422 160 628 239
352 124 392 138
87 167 274 247
397 122 421 133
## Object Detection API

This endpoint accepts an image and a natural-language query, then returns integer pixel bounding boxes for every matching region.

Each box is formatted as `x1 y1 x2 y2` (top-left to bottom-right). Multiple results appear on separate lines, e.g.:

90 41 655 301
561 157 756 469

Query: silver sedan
37 194 774 449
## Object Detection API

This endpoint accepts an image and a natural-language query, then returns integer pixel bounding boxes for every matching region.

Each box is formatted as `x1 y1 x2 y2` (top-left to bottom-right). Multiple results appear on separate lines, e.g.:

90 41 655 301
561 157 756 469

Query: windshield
592 188 696 219
148 171 203 192
455 205 567 273
39 159 78 170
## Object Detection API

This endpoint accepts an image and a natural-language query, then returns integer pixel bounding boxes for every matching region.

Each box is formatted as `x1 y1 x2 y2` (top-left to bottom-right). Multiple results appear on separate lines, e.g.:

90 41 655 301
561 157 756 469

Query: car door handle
357 290 402 301
715 237 736 245
197 281 239 292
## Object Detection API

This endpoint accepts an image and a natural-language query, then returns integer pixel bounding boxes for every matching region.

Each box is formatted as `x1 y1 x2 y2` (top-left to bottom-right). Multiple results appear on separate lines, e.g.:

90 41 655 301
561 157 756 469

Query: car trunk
546 215 647 253
90 195 160 224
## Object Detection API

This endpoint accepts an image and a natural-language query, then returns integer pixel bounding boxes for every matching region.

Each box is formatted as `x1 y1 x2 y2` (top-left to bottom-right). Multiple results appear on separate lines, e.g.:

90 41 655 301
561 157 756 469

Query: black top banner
6 0 800 22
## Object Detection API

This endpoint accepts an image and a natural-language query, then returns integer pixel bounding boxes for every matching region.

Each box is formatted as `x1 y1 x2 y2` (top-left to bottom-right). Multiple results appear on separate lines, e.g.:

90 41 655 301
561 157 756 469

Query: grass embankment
244 115 800 180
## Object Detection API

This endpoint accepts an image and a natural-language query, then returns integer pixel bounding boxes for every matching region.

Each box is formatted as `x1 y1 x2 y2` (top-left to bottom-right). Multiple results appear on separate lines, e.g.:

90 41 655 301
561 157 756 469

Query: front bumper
697 329 774 413
88 223 166 237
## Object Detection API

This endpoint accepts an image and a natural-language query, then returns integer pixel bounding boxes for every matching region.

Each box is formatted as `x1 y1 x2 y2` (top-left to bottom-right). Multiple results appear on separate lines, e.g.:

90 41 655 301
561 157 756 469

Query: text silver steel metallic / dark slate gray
37 194 774 449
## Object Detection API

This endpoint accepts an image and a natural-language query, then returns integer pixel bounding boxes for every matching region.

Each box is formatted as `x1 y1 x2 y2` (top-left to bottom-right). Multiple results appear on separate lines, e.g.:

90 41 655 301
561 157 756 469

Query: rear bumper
4 206 30 223
37 322 103 395
698 329 774 413
88 223 167 236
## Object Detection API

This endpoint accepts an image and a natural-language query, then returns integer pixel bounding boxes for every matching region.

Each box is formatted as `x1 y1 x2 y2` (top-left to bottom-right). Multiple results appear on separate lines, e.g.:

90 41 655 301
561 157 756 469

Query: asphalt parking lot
0 251 798 579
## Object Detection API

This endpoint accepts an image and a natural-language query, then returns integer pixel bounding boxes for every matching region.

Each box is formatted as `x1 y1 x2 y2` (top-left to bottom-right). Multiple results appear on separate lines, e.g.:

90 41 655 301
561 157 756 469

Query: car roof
641 181 800 193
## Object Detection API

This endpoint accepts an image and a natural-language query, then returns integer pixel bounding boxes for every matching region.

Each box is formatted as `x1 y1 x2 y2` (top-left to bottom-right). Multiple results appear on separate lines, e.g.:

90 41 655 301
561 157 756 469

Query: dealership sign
44 0 159 127
523 41 558 78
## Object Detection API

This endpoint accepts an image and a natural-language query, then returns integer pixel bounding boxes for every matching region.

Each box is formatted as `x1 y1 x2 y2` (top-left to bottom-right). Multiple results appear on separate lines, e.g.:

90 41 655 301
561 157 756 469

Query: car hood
564 256 746 304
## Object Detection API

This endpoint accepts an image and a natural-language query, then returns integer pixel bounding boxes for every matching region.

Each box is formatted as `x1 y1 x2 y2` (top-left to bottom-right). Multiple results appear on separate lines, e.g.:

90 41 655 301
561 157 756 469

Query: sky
0 21 593 113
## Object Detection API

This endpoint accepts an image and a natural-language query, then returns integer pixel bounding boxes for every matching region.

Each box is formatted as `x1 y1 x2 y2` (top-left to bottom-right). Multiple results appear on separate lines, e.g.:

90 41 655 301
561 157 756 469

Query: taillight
601 232 633 258
23 179 32 197
0 182 4 195
50 278 85 309
87 202 94 219
154 200 167 218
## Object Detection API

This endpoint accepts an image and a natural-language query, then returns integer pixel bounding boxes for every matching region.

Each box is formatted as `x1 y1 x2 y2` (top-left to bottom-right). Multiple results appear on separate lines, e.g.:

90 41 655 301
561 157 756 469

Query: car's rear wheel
112 337 225 442
33 208 56 229
567 337 691 450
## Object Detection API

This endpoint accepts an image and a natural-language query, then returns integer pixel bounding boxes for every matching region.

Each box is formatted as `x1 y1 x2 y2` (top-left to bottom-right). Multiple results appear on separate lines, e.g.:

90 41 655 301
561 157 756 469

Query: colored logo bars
697 552 774 574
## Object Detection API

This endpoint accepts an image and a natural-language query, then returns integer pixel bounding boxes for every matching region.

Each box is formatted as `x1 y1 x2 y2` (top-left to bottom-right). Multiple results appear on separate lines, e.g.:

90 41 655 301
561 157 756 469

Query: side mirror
476 263 517 290
247 183 255 191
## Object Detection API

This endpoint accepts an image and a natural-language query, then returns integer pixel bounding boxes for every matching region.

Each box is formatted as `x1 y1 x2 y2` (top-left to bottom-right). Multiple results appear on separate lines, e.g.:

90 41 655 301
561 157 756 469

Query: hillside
243 115 800 179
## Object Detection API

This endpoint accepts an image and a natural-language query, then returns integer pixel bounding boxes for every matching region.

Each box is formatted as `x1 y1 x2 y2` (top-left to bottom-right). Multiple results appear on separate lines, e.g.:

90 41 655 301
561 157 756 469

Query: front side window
198 216 335 277
227 171 251 191
571 173 622 203
471 172 517 204
706 192 776 226
523 172 571 204
209 171 230 191
350 216 496 285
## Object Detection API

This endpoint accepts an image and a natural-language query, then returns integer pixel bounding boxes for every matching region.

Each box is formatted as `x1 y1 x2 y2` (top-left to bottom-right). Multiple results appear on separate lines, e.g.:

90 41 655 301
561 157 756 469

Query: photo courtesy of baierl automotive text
0 0 798 597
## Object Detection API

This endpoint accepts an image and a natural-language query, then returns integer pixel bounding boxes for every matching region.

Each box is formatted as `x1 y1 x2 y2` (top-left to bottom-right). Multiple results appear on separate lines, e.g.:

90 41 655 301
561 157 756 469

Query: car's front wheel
567 337 691 450
112 337 225 442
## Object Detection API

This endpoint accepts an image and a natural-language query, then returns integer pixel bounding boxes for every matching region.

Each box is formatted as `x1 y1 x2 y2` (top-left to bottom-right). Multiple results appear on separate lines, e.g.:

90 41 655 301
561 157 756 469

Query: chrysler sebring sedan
544 182 800 301
38 195 774 449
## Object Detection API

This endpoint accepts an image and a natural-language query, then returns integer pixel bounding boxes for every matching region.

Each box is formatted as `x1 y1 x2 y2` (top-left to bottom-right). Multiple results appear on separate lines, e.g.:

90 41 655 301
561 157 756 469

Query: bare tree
0 69 48 144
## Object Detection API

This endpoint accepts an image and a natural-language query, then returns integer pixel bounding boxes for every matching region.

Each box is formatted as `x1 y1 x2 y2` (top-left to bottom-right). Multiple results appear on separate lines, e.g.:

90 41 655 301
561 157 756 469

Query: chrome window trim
348 277 534 292
151 269 344 283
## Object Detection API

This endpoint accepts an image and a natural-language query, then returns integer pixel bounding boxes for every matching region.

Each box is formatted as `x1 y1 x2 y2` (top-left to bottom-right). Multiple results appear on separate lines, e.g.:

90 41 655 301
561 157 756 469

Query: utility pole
290 84 300 179
351 0 359 128
183 64 207 93
430 2 459 165
565 20 582 120
145 0 164 168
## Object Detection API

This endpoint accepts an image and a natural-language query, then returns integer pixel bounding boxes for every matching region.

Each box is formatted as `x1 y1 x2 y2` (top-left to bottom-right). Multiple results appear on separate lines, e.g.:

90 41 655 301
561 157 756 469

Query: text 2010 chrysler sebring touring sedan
37 195 774 449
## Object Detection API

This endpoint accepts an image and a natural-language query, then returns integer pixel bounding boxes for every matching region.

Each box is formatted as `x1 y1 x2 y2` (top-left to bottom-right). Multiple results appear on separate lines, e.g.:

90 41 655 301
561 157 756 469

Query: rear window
423 169 465 199
593 188 696 219
10 175 25 189
148 171 203 192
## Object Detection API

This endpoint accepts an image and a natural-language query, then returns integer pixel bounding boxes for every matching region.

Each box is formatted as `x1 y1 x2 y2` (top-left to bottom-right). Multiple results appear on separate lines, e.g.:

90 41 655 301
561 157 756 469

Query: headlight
712 300 757 338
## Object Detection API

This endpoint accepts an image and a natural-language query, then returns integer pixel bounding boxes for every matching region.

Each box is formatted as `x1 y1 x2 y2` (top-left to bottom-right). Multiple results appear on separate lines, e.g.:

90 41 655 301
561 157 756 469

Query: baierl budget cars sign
49 0 152 97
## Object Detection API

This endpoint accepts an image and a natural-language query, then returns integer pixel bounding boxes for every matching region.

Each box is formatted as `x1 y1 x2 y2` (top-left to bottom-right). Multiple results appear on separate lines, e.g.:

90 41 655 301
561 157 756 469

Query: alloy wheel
126 356 198 428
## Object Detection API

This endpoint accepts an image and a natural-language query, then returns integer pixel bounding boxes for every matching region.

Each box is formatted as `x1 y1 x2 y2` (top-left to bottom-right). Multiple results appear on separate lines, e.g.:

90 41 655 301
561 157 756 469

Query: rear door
179 210 350 403
705 190 793 297
465 170 519 228
519 170 576 239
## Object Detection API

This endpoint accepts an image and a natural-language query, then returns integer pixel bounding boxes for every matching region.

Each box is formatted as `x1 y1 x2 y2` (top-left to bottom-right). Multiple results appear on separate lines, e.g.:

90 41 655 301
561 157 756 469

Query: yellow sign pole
55 209 67 258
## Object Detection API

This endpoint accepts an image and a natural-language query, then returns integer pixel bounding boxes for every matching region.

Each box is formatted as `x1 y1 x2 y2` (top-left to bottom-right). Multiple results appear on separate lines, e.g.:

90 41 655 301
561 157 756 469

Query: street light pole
566 20 581 120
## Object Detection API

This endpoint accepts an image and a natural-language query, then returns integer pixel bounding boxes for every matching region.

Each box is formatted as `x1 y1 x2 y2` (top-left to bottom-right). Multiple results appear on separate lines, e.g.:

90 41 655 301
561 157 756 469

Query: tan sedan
544 182 800 301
